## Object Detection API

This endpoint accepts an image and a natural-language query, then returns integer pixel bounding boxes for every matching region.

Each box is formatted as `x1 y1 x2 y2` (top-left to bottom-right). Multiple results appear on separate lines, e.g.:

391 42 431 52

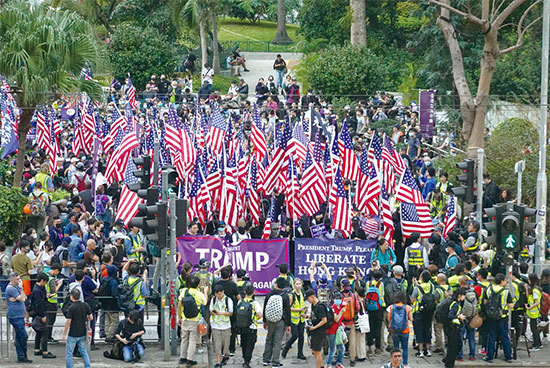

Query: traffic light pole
169 192 178 355
535 0 550 276
515 160 525 205
477 149 484 241
153 139 160 187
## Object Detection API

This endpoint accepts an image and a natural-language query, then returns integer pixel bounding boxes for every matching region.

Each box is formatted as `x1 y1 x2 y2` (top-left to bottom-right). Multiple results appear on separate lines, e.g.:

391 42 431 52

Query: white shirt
202 67 214 85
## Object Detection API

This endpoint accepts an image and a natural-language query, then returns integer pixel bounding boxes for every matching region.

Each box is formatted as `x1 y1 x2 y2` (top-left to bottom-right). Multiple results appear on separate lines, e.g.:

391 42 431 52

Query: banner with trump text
177 236 289 294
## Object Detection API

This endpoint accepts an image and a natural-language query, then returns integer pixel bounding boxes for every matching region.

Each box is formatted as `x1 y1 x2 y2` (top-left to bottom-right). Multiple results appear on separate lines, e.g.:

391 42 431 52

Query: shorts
22 280 31 296
310 329 327 352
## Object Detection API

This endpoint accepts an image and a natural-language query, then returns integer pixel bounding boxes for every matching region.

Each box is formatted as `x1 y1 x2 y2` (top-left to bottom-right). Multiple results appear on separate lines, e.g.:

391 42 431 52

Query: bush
191 74 236 94
50 190 71 203
485 118 546 206
108 24 177 90
297 0 349 44
299 45 410 102
0 186 28 246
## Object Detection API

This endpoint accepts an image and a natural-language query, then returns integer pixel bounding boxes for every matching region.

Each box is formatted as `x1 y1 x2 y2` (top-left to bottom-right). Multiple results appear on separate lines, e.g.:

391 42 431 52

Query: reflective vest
45 274 57 304
127 275 145 306
478 281 490 307
243 297 259 327
429 196 445 218
368 280 386 308
290 291 306 324
526 288 541 319
35 172 52 193
435 284 451 302
486 284 511 318
449 301 462 325
211 296 231 325
407 246 424 267
412 282 433 314
465 233 479 253
126 234 142 262
512 280 525 311
519 249 530 263
448 275 460 291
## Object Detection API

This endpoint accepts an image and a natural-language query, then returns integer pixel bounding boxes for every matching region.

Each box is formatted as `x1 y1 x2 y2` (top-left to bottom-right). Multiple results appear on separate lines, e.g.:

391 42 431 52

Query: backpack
342 293 356 322
196 271 212 293
323 303 335 326
265 294 284 323
181 289 200 319
30 193 46 216
514 280 528 310
61 294 73 318
235 299 254 329
318 286 331 305
385 279 406 306
75 175 87 192
486 286 505 320
541 291 550 316
25 293 37 318
434 298 453 324
462 289 478 318
95 196 107 216
118 278 142 314
51 247 66 267
418 284 437 315
390 304 407 333
366 281 383 312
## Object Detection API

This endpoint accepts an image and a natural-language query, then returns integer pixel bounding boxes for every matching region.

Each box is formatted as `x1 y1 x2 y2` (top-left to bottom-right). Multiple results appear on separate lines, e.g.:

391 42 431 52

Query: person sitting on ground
114 310 146 363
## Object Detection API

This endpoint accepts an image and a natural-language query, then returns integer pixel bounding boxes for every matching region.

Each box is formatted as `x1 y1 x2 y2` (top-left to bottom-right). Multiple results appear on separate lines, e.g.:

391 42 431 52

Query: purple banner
419 90 436 139
177 236 289 294
294 238 376 280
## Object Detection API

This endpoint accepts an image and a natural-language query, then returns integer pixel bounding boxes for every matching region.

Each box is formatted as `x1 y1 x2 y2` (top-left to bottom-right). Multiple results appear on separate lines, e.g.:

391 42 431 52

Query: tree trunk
199 16 208 70
350 0 367 46
12 108 33 187
467 30 500 155
272 0 292 45
211 8 220 74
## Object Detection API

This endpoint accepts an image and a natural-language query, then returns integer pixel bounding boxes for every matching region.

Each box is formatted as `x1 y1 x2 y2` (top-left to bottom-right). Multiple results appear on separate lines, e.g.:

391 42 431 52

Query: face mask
272 230 280 237
218 227 224 232
346 272 354 278
238 227 246 235
32 233 37 239
73 188 79 195
409 133 414 138
55 223 62 229
334 299 342 306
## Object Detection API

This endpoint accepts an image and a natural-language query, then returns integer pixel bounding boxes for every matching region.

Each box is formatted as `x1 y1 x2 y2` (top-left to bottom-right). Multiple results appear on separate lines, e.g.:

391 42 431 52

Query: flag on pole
330 167 352 237
262 197 277 239
337 120 360 182
206 104 228 155
381 183 394 247
400 202 433 238
443 195 457 238
0 90 18 159
105 125 139 184
395 168 424 205
116 159 143 225
250 104 267 162
247 157 261 226
127 74 138 110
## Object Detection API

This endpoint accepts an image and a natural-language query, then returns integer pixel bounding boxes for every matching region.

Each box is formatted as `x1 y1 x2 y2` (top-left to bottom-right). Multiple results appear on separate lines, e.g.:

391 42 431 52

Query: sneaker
187 361 197 366
483 357 493 363
297 354 307 360
349 361 355 367
532 346 541 351
215 364 222 368
415 351 424 358
263 362 271 366
230 352 235 357
42 352 56 359
456 358 464 362
281 348 288 359
424 350 432 357
479 348 487 355
17 359 33 363
179 358 188 365
272 363 283 367
505 359 513 363
197 347 205 354
469 357 475 361
34 351 43 356
374 348 382 355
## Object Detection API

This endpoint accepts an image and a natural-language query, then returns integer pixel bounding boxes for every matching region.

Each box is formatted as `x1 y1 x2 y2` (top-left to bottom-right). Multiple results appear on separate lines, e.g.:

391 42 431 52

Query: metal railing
0 313 10 358
219 40 296 53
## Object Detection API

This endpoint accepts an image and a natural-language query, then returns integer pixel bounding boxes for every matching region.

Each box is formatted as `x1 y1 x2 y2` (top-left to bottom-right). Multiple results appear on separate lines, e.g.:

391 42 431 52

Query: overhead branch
499 16 542 54
428 0 485 26
493 0 530 28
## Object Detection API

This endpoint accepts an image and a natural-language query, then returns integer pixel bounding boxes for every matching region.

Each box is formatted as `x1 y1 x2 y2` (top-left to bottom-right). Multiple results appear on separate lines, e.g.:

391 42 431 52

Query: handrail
0 313 10 358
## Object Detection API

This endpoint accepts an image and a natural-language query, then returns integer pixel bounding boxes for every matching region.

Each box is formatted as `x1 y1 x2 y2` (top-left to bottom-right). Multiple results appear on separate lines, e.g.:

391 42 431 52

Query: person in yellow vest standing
282 278 307 360
178 275 207 367
210 284 234 368
124 226 144 264
238 284 263 368
526 273 543 350
121 260 148 321
44 264 63 344
410 270 436 358
403 232 428 276
443 288 467 368
35 163 55 194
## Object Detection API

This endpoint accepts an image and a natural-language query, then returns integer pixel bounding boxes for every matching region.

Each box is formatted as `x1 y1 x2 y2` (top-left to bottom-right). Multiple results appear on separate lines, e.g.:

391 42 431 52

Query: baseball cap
341 278 351 288
305 289 316 298
319 274 328 283
392 265 404 276
199 258 210 268
112 232 126 241
115 219 125 226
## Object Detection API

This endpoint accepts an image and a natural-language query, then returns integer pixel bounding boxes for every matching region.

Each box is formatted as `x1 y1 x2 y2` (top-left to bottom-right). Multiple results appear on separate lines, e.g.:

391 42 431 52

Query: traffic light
128 187 158 233
162 166 178 196
175 199 189 237
452 159 475 203
514 204 537 247
484 203 506 246
128 155 151 191
501 205 520 252
145 202 168 249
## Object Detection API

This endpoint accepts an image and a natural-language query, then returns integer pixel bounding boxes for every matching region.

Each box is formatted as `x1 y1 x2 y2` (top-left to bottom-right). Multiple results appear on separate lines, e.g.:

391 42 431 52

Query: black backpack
418 284 437 315
181 289 200 319
434 298 453 324
25 293 37 318
61 294 73 318
486 286 505 320
118 278 142 314
317 302 334 326
235 299 254 329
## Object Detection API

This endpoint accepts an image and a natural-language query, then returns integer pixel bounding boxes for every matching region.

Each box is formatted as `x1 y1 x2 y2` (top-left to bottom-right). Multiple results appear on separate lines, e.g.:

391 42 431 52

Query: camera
316 262 323 267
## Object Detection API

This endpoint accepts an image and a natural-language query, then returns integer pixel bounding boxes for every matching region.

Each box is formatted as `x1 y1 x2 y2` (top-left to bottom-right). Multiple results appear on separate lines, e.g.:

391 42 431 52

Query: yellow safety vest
478 281 490 307
526 288 541 319
429 196 445 218
290 291 306 325
407 247 424 267
465 234 479 252
412 282 433 314
127 234 142 262
127 276 145 306
35 172 52 193
487 285 510 319
436 284 451 302
512 280 525 311
211 296 231 325
449 301 462 325
243 297 259 327
45 274 57 304
448 275 460 291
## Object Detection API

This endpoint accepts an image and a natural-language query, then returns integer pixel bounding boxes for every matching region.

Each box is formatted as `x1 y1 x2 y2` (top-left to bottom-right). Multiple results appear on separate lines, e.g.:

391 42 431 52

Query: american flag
400 202 433 238
325 128 340 191
80 67 93 81
127 74 138 110
206 158 222 210
110 106 127 139
188 158 209 226
443 195 457 238
368 133 383 163
0 91 18 159
395 168 424 205
364 164 381 216
264 118 292 195
194 104 205 153
250 104 267 162
72 112 85 157
247 157 261 226
382 134 407 175
219 151 239 226
47 116 59 175
355 149 370 213
206 104 228 155
369 133 395 194
288 122 309 165
380 183 394 247
102 120 114 153
361 216 380 238
300 134 326 216
262 197 277 239
165 108 196 170
330 167 352 238
82 99 96 148
36 109 50 151
285 156 303 222
105 125 140 184
338 120 359 182
115 159 143 225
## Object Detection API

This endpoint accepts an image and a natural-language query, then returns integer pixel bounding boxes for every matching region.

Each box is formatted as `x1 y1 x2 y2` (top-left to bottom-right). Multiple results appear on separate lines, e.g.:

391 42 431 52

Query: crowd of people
0 60 548 368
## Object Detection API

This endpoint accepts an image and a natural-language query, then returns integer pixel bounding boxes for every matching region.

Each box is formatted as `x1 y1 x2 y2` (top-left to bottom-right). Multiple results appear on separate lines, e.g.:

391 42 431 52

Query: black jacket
483 181 501 209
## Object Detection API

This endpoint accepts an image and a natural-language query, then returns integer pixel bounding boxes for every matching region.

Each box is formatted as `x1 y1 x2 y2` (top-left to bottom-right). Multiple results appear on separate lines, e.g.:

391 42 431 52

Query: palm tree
272 0 292 45
0 0 104 187
171 0 209 71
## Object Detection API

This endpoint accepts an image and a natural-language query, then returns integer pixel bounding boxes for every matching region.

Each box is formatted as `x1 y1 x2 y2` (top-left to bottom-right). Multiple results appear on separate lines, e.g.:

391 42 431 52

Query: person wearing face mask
216 221 231 241
406 130 421 162
11 241 34 295
325 292 347 368
282 278 307 360
421 167 437 200
231 219 250 245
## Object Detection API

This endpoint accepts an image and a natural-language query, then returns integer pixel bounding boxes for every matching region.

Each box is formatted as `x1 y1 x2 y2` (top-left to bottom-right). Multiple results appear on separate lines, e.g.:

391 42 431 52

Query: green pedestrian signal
504 234 517 250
